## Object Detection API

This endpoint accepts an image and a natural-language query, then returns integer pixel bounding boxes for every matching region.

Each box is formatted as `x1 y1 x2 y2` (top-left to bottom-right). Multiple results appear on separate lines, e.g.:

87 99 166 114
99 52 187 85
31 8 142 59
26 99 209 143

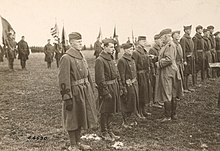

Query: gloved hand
103 93 112 101
65 99 73 111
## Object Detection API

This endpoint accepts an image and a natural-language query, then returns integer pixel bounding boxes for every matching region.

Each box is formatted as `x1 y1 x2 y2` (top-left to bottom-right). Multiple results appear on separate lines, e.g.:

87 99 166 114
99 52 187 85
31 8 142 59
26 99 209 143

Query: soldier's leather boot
171 97 178 120
100 113 113 141
161 102 171 122
107 114 120 140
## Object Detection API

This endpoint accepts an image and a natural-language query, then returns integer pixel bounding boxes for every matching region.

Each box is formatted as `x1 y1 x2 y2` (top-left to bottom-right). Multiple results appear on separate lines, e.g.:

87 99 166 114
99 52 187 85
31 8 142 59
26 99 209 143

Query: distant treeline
30 45 94 53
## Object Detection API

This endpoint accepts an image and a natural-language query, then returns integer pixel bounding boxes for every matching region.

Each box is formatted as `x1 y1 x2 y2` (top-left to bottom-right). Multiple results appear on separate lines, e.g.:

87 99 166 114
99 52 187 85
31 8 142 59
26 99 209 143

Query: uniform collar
173 39 179 45
66 47 83 59
100 51 113 61
136 45 146 54
122 53 132 61
184 33 191 39
195 32 203 39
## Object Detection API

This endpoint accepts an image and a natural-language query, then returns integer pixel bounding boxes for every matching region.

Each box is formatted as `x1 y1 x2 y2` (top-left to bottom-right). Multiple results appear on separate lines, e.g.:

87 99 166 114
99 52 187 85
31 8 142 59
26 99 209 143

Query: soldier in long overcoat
193 25 205 82
94 37 102 58
149 34 162 108
117 43 142 128
54 39 63 68
58 32 97 151
44 39 54 68
17 36 30 69
95 38 121 141
172 31 184 100
180 25 195 92
132 36 152 118
5 33 17 71
203 29 212 78
155 29 181 121
207 26 217 78
214 31 220 77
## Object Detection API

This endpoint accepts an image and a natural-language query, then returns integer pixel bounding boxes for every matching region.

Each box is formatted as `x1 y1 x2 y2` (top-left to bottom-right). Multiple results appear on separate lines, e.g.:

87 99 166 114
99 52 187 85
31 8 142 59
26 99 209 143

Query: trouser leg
171 97 177 120
67 130 77 146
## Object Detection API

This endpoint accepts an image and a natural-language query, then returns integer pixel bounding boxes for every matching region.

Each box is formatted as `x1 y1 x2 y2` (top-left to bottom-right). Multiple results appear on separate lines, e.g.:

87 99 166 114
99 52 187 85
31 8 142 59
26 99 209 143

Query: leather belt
105 79 117 85
196 50 203 52
72 78 89 86
126 77 137 86
137 70 146 74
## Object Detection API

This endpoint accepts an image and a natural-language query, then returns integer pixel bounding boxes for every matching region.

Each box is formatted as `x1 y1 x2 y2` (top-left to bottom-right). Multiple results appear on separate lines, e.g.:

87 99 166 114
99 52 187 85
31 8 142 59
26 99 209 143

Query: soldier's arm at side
117 59 126 88
180 38 186 62
95 58 109 96
58 56 73 101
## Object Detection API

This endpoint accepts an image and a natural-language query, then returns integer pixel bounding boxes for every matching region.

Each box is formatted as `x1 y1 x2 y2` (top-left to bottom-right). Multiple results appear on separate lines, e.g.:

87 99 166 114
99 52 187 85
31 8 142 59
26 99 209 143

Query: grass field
0 51 220 151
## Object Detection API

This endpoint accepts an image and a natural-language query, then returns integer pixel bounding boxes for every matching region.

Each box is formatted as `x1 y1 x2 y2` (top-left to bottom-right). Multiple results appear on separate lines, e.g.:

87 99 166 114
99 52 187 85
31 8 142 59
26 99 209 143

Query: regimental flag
97 27 102 40
61 26 67 53
50 23 59 41
113 26 117 38
1 16 15 46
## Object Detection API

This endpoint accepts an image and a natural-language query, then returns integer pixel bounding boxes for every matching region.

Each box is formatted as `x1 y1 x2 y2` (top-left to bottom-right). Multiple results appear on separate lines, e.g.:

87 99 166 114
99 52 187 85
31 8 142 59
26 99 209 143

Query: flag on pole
97 27 102 40
132 29 134 44
113 26 117 38
61 26 67 53
50 23 59 42
1 16 15 46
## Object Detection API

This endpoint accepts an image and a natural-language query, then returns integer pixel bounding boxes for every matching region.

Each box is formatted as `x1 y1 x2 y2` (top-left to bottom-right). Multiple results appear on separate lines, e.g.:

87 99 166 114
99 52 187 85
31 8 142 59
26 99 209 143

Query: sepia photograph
0 0 220 150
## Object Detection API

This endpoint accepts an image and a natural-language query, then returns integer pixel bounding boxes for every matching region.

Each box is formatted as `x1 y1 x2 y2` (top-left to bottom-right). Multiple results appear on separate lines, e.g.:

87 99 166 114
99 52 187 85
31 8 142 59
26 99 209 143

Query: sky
0 0 220 46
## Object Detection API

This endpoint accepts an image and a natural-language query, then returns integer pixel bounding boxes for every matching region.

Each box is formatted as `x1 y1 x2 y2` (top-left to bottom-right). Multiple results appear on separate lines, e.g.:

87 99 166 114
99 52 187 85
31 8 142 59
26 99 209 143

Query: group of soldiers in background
0 34 30 71
44 38 70 69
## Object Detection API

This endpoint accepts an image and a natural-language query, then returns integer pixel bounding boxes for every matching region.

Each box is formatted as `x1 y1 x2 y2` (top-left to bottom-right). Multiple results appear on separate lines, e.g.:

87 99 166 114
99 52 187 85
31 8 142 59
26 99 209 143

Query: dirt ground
0 51 220 151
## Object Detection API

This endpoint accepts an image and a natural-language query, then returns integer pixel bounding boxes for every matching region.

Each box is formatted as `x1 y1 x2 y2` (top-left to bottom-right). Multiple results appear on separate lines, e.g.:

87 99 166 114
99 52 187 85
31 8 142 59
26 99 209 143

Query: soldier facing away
17 36 30 70
95 38 121 141
44 39 54 69
58 32 97 151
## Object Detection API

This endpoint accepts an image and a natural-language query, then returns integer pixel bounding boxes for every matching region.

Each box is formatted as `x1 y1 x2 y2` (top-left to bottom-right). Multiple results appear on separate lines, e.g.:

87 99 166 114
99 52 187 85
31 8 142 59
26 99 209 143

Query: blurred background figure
17 36 30 70
44 39 54 69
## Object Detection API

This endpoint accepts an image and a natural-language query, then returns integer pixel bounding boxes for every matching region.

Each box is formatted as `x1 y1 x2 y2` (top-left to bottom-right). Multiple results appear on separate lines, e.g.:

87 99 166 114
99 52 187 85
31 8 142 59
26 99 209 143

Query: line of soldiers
58 26 220 150
0 34 30 70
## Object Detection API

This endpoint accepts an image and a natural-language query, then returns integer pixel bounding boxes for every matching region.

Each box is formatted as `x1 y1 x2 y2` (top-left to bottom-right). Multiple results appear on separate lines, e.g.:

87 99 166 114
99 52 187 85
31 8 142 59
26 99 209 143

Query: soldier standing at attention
54 38 63 68
5 33 17 71
149 34 163 108
180 25 195 93
172 31 184 100
203 29 212 79
94 37 102 59
192 25 205 83
118 43 142 128
214 31 220 77
207 25 217 78
44 39 54 69
95 38 121 141
132 36 152 118
17 36 30 70
155 29 180 122
58 32 97 151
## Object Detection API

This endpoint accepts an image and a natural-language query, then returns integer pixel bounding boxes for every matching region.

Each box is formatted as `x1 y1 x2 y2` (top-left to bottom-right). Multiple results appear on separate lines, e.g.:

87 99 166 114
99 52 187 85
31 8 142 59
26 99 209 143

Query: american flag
50 23 59 41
